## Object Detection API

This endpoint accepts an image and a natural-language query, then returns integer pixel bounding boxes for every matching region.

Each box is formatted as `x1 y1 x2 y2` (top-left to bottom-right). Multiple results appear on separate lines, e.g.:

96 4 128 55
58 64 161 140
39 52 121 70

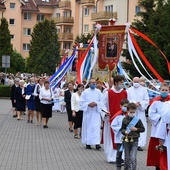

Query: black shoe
86 145 92 149
43 125 48 128
121 159 124 166
69 128 73 132
13 115 17 118
96 145 101 150
138 147 143 151
30 120 33 123
27 120 30 123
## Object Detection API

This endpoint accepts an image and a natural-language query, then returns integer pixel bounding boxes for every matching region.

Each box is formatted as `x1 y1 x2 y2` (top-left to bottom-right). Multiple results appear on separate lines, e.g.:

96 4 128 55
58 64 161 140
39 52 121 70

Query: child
111 99 129 170
121 103 145 170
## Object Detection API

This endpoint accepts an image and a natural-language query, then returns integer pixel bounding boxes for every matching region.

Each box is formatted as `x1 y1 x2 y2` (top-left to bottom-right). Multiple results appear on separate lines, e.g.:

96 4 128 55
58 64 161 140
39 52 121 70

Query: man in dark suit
64 82 75 132
10 78 20 118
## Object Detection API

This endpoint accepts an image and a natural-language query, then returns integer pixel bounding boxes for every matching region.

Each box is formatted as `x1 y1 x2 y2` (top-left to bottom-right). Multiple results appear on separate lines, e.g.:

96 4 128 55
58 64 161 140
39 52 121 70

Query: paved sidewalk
0 99 155 170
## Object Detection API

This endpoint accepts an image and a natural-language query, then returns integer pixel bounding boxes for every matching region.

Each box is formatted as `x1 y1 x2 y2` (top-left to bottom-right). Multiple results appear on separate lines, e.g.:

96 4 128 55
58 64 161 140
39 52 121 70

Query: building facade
0 0 143 58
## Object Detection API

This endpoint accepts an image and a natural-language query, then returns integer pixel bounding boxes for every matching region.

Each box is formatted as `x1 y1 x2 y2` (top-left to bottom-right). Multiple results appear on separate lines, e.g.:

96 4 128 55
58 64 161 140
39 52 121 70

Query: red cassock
147 137 160 167
108 89 127 149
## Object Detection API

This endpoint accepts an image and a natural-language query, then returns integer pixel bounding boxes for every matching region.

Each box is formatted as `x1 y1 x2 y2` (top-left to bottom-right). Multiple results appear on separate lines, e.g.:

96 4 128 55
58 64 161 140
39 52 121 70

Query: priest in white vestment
127 77 149 151
79 78 103 150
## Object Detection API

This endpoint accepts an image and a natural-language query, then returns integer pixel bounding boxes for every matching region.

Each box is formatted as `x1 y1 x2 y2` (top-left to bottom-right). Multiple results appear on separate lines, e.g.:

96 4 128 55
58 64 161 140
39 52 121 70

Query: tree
0 18 13 71
7 50 26 74
123 0 170 79
27 19 60 75
74 33 93 44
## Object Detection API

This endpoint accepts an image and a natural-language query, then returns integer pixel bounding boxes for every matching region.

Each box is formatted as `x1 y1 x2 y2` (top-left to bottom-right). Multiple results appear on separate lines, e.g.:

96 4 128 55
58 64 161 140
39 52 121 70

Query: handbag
25 95 31 100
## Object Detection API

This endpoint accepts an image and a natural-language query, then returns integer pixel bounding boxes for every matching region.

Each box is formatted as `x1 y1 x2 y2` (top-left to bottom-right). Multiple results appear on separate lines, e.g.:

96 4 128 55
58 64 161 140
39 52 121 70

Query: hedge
0 85 11 97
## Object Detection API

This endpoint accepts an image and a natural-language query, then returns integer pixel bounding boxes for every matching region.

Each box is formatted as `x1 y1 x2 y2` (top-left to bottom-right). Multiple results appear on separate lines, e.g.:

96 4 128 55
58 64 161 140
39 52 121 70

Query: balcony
58 1 71 9
58 33 73 41
77 0 95 5
91 12 117 22
53 17 74 25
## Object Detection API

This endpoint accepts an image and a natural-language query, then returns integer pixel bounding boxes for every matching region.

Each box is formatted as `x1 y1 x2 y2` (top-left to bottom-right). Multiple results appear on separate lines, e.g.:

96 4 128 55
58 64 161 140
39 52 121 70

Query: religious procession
2 20 169 170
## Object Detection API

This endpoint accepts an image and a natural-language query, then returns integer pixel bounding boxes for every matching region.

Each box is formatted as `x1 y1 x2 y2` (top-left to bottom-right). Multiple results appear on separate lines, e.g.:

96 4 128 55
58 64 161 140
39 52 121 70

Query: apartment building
0 0 56 58
0 0 142 58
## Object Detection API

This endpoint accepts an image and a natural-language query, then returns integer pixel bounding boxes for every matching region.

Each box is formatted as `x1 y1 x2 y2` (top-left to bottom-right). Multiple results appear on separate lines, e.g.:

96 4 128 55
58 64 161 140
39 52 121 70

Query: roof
0 0 6 10
21 0 39 12
34 0 57 6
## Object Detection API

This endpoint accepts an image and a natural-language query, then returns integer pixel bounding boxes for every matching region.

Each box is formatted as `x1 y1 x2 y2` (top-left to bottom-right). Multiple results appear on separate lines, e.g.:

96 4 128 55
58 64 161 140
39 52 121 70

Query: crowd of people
1 71 170 170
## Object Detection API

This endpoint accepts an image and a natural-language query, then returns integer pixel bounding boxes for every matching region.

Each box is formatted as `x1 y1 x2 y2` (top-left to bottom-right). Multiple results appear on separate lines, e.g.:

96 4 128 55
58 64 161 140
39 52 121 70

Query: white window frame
37 14 44 21
105 5 113 12
23 44 30 51
84 24 89 33
10 3 15 9
9 19 15 25
24 13 32 20
23 28 31 36
84 8 89 16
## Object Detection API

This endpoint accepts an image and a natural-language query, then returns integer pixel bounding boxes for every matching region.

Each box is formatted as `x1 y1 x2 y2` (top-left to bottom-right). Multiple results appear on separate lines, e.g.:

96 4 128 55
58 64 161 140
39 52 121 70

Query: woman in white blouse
39 81 53 128
71 84 84 139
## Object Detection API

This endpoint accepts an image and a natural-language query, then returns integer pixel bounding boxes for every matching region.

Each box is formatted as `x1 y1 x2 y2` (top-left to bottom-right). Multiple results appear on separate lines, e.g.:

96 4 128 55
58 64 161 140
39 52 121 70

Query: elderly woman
71 84 84 139
39 81 54 128
14 80 26 120
26 77 36 123
34 77 44 125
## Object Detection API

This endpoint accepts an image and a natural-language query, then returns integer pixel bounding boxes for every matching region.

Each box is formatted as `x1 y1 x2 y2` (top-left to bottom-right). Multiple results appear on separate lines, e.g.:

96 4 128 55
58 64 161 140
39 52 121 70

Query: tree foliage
123 0 170 79
27 19 60 75
74 33 93 44
7 50 26 74
0 18 13 71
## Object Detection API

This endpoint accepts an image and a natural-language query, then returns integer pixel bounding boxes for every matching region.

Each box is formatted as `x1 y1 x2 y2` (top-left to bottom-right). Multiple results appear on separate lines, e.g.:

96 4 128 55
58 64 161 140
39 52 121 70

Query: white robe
79 88 102 145
111 114 125 144
160 101 170 170
101 88 124 162
127 86 149 147
148 100 165 137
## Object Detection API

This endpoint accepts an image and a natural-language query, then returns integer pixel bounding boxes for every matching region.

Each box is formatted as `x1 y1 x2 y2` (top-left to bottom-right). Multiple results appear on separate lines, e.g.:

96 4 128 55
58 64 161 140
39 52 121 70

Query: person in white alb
79 78 102 150
71 84 84 139
160 101 170 170
147 83 170 170
127 77 149 151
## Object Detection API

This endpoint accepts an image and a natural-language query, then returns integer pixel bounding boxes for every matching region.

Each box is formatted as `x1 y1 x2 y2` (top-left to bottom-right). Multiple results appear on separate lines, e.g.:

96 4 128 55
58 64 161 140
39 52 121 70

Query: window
23 44 30 51
10 3 15 9
37 14 44 21
9 19 15 25
84 8 89 16
84 24 89 33
23 28 31 36
64 27 71 33
24 13 32 20
56 28 60 33
63 11 71 17
105 5 113 12
56 13 60 18
11 34 15 39
93 7 96 13
92 24 96 31
63 43 71 50
135 6 140 14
